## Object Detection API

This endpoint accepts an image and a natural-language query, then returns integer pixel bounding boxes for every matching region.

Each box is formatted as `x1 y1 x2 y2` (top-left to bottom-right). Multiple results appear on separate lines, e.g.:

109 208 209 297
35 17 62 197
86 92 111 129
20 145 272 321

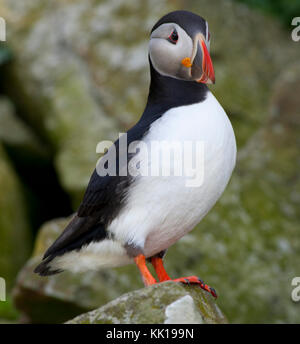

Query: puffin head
149 10 215 84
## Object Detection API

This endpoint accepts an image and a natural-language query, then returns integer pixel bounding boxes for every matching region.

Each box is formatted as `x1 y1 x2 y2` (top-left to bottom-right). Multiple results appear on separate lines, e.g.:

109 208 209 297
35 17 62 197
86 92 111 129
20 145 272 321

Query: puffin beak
181 34 215 84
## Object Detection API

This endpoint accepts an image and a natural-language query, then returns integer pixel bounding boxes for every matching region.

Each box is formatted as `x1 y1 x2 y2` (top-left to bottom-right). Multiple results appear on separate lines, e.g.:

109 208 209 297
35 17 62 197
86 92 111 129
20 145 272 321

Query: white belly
109 91 236 257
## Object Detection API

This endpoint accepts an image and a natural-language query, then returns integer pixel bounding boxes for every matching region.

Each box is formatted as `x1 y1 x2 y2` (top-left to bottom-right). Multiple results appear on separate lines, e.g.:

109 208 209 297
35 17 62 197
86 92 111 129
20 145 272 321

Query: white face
149 22 214 84
149 23 194 80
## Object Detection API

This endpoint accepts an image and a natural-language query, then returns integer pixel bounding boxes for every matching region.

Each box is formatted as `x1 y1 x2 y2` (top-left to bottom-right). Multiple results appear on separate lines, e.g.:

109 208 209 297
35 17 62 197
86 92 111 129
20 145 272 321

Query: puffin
35 10 237 298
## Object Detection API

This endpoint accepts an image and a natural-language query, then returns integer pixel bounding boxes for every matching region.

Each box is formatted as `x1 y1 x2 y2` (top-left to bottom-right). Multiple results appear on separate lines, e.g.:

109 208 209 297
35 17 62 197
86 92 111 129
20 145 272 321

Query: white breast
109 91 237 257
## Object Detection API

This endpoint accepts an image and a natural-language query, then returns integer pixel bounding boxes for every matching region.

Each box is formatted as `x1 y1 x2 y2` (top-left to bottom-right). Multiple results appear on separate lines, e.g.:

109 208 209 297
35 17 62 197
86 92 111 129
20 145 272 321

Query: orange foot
172 276 217 298
134 254 217 299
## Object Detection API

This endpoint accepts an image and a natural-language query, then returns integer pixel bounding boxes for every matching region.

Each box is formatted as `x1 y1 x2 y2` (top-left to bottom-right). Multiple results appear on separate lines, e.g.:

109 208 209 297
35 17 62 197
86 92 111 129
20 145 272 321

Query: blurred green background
0 0 299 323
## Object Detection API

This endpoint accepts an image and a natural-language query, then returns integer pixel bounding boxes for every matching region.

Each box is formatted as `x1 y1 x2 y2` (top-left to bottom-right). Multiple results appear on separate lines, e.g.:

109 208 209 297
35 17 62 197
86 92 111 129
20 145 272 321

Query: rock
164 295 204 324
0 144 31 290
188 0 300 146
2 0 298 204
0 96 48 158
66 282 226 324
270 63 300 129
1 0 170 206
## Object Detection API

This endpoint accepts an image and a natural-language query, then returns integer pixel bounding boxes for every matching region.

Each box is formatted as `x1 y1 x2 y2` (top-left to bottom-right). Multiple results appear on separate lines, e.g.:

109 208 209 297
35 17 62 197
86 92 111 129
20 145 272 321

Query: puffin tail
34 256 63 276
34 214 107 276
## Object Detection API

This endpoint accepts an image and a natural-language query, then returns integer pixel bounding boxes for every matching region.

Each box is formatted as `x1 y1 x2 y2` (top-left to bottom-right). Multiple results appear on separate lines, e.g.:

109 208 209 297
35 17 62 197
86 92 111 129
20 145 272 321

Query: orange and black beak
182 33 215 84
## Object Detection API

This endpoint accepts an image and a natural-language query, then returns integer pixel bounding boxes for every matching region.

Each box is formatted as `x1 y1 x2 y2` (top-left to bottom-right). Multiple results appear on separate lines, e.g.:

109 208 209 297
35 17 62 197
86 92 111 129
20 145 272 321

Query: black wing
77 117 160 219
35 108 164 276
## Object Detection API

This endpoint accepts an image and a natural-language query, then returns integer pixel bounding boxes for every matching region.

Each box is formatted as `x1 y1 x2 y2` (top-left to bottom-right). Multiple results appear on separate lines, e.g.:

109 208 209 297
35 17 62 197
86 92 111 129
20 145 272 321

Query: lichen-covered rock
1 0 170 206
190 0 299 146
67 282 226 324
2 0 298 205
0 144 31 290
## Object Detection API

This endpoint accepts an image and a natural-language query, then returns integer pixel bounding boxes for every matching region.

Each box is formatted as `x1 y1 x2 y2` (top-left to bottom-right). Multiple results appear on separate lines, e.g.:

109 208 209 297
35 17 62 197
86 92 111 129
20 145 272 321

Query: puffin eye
167 29 178 44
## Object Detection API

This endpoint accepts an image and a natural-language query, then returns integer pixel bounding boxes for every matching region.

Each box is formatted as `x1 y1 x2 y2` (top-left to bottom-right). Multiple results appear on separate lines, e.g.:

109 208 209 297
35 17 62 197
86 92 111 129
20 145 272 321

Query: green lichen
67 282 226 324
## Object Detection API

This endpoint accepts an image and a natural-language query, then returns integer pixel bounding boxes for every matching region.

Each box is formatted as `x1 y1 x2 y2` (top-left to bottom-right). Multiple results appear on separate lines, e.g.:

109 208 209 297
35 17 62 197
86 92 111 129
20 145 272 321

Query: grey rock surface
67 282 227 324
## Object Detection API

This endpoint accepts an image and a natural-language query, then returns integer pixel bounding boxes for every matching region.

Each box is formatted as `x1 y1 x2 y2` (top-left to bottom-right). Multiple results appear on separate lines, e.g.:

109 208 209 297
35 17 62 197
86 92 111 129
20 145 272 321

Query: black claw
210 288 217 296
197 278 204 285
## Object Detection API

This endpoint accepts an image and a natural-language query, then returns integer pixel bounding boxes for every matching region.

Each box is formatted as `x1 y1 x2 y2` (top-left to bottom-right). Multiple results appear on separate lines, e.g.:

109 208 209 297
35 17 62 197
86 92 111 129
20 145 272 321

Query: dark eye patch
167 29 178 44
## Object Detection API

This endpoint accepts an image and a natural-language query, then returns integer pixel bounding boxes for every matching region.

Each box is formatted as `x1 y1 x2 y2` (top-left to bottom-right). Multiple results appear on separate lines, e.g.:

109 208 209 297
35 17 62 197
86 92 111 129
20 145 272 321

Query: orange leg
151 256 171 282
134 254 157 286
150 257 217 298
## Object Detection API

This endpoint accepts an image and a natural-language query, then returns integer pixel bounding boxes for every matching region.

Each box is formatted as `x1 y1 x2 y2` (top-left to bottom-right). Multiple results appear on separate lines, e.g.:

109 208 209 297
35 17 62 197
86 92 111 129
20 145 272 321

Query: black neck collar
125 59 209 143
141 59 208 121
